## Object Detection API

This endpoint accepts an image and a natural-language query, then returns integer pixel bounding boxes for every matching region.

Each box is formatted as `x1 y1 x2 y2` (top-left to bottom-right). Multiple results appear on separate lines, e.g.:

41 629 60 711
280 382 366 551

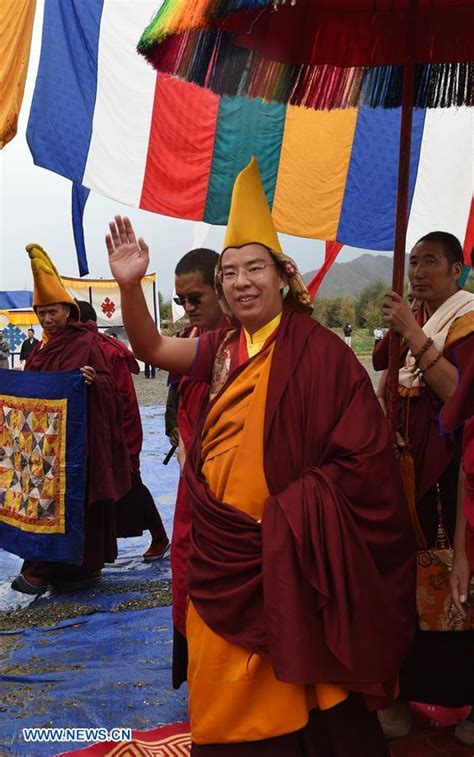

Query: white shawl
399 289 474 390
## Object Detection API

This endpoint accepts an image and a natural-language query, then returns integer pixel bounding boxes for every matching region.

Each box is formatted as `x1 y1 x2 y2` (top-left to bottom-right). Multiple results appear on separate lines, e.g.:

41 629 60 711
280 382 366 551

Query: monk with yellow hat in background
106 158 416 755
11 244 131 595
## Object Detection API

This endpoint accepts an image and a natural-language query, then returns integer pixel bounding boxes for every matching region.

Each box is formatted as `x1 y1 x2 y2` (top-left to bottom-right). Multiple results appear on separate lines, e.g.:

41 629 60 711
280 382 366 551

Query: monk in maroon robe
441 334 474 576
163 249 228 688
105 178 416 755
375 231 474 741
13 317 131 594
76 301 169 560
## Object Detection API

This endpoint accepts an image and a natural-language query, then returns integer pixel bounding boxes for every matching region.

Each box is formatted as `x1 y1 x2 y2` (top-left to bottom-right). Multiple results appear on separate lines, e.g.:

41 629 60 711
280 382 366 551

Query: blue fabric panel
0 369 87 564
0 408 177 610
26 0 104 183
72 183 91 276
337 107 426 251
0 291 33 309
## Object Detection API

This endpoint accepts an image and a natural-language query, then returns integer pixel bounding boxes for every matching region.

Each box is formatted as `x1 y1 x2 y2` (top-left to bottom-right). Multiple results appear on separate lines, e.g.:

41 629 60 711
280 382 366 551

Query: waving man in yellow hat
106 159 416 756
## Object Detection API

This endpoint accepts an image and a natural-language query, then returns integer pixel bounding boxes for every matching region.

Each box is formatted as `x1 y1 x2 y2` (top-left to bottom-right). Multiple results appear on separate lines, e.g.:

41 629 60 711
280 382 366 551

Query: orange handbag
415 485 471 632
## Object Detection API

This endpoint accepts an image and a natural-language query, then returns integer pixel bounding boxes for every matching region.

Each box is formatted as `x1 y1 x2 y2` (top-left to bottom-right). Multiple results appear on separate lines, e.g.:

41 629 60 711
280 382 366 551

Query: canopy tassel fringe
139 28 473 109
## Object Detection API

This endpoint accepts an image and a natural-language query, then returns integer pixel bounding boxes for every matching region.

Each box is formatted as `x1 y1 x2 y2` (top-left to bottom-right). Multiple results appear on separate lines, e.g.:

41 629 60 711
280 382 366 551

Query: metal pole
152 277 159 327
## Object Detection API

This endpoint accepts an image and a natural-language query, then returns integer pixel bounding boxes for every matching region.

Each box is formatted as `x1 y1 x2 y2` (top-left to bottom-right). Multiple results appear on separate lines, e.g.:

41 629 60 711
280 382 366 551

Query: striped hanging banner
27 0 473 269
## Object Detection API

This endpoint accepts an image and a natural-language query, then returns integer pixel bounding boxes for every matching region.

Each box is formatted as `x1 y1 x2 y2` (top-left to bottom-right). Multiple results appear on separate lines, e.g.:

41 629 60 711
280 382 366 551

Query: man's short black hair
76 300 98 323
27 328 34 333
175 248 219 288
414 231 463 267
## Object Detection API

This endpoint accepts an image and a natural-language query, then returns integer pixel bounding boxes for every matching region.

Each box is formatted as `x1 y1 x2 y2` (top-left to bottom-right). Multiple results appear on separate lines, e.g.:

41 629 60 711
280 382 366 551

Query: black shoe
11 574 49 595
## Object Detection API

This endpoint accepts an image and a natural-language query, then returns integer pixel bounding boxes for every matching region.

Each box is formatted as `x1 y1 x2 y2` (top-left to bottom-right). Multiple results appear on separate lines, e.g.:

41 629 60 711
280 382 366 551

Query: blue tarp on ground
0 407 187 756
0 292 33 309
0 606 188 756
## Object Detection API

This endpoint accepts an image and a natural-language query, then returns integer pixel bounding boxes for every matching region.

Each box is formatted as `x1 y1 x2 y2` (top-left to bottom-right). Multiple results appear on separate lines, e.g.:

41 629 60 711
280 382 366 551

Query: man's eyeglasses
218 263 276 284
173 294 202 307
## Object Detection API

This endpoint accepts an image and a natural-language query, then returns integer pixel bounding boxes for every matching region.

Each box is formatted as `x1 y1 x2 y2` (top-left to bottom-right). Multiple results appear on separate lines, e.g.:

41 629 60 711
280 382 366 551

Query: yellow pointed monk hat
26 243 80 318
219 157 311 312
223 156 283 254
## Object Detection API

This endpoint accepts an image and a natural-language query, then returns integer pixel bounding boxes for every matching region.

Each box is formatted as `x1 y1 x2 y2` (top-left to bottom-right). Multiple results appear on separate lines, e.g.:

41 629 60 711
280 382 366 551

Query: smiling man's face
220 244 286 334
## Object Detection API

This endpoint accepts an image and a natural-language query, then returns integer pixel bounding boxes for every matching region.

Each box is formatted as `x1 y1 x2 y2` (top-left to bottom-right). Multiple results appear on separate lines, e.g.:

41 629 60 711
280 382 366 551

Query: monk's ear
62 303 74 321
278 269 288 291
452 260 463 282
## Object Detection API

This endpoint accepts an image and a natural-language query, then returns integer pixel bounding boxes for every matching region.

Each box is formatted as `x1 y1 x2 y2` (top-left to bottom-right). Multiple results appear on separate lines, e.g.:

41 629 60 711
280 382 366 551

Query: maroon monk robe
22 321 131 580
86 324 167 543
183 305 416 710
95 328 142 474
169 320 229 688
441 337 474 573
171 377 209 636
374 321 474 707
170 376 210 690
374 325 474 527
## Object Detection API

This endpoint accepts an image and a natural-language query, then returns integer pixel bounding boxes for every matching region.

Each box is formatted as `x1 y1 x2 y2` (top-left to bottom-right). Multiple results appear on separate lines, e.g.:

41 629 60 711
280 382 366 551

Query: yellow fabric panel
61 273 156 289
0 395 67 534
0 309 38 326
272 107 358 240
189 341 347 744
445 311 474 351
0 0 36 148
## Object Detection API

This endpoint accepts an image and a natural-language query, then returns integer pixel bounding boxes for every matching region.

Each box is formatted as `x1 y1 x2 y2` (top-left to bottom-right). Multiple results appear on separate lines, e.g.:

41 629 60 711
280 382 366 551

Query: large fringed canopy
138 0 474 109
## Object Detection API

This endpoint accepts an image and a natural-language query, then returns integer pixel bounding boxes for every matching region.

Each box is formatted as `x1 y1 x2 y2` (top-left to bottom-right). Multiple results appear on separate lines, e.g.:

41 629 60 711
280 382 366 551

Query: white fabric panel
407 108 473 251
91 284 123 327
82 0 163 205
192 222 212 249
66 277 158 328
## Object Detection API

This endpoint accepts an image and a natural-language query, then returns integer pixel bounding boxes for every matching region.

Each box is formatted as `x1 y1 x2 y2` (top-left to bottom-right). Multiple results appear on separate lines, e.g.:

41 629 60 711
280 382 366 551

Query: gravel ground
0 580 172 632
133 370 170 406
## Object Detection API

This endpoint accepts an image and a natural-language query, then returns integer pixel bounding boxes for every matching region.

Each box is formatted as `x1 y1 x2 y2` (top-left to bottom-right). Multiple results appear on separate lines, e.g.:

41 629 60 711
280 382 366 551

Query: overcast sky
0 0 391 298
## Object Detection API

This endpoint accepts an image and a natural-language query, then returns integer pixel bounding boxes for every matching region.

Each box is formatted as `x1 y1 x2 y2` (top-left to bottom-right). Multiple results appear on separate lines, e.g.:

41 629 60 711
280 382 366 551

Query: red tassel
399 449 426 548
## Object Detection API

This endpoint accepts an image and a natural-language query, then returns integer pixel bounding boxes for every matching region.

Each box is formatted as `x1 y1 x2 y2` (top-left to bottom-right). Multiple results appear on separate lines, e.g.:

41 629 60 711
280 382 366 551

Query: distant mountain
303 253 406 299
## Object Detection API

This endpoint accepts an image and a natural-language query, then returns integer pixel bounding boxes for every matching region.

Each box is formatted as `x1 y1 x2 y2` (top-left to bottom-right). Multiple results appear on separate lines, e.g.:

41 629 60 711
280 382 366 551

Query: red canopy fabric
219 1 474 67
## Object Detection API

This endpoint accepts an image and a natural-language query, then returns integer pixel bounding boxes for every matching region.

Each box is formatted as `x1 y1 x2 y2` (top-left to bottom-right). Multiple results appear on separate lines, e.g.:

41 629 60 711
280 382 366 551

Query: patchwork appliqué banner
0 368 87 564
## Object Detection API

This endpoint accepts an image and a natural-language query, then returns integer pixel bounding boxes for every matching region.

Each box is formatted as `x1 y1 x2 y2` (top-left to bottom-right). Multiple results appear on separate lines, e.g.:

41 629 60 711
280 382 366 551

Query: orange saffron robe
186 335 348 745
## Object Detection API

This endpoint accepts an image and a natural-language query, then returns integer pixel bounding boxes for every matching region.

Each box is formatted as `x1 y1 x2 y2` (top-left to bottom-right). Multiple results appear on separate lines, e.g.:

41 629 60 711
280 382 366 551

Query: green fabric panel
204 96 286 225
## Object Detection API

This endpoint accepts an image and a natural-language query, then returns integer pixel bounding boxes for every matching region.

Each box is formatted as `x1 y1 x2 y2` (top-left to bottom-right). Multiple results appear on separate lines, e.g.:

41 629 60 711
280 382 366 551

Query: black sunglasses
173 294 202 307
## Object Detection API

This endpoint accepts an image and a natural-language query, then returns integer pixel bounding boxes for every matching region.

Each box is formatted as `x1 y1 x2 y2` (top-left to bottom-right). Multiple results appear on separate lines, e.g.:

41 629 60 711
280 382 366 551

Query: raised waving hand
106 216 149 286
